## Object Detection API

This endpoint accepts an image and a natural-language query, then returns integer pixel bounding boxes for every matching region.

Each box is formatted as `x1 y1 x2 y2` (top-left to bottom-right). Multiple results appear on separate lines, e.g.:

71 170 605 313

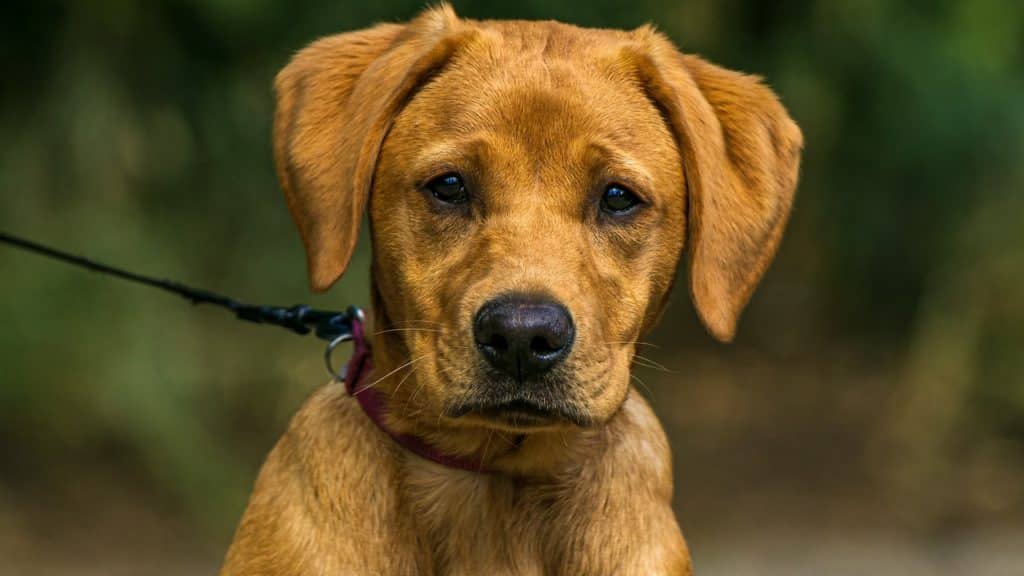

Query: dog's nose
473 296 575 381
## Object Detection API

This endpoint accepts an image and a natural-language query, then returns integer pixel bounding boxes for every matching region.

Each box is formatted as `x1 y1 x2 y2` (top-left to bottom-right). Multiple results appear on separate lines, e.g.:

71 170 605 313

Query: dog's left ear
627 29 803 342
274 5 469 291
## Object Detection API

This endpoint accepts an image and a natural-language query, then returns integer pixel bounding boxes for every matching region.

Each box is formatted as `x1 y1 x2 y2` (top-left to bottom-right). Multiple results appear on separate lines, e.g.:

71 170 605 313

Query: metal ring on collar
324 332 354 382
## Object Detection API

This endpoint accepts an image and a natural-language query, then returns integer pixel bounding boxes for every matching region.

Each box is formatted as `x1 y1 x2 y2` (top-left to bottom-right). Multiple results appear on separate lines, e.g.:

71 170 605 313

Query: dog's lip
447 397 589 428
479 399 558 420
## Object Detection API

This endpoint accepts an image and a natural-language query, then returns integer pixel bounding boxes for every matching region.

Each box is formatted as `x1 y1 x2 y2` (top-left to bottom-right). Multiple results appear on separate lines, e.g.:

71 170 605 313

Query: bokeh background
2 1 1022 574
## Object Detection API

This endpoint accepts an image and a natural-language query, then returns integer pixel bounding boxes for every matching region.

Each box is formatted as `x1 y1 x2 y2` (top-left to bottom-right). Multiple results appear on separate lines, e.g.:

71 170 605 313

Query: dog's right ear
274 5 467 291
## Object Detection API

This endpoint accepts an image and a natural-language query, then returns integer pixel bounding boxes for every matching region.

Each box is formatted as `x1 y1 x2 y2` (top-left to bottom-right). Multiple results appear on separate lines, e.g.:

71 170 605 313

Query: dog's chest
402 462 553 576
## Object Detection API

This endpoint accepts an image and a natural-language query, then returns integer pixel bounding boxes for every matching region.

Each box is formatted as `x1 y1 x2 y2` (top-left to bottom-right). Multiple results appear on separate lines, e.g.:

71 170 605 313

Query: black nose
473 296 575 381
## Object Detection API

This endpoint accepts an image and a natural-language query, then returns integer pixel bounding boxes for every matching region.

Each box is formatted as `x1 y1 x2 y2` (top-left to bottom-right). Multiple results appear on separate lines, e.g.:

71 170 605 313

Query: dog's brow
409 137 493 181
586 141 656 192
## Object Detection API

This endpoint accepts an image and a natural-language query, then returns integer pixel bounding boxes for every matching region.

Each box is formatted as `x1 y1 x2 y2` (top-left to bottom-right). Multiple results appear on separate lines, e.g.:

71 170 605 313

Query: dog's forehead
448 20 644 118
472 18 634 56
399 22 676 171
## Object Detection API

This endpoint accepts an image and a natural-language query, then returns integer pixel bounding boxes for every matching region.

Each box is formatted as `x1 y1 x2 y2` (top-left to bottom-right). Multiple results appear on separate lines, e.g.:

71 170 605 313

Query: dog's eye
426 173 469 205
600 184 641 215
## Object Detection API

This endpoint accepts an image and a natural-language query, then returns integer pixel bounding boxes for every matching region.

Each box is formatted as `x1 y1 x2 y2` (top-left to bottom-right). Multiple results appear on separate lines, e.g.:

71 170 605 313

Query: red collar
343 318 491 473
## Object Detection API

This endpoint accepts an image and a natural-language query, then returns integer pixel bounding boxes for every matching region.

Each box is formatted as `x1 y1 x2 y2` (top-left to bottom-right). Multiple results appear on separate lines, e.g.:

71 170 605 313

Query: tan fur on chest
403 465 545 575
225 385 688 575
401 396 673 575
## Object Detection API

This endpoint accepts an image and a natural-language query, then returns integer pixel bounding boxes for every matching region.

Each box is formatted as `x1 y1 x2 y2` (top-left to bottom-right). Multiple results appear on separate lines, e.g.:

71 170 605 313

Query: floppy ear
274 5 467 291
629 29 803 342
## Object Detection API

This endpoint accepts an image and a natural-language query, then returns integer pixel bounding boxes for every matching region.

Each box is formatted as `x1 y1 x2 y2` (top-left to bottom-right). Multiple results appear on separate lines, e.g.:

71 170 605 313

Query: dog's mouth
446 395 591 430
479 399 561 427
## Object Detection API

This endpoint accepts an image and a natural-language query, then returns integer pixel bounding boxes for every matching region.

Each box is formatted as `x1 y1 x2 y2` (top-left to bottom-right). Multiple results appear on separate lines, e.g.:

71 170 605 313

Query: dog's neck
363 330 609 477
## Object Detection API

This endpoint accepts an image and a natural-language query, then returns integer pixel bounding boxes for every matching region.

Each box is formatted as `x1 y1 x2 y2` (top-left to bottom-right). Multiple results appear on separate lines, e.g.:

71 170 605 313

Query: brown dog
221 5 801 574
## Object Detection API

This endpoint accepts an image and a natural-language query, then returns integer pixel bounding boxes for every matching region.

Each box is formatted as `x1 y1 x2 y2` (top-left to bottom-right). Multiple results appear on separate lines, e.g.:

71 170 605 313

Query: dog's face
370 33 684 430
274 6 802 432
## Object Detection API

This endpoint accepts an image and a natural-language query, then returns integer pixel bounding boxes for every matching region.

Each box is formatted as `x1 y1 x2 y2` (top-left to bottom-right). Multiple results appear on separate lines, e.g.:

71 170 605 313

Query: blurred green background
1 1 1022 574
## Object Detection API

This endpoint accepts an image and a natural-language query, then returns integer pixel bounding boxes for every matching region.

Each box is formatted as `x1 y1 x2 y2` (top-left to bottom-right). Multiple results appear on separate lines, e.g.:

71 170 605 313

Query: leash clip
323 306 365 382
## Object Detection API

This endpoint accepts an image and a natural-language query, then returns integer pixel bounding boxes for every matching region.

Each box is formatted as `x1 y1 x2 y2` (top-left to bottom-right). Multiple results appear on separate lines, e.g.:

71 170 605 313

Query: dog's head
274 5 801 433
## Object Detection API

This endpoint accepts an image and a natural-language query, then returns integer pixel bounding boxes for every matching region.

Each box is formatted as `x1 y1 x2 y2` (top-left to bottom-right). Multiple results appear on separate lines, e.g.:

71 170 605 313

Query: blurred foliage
1 0 1022 561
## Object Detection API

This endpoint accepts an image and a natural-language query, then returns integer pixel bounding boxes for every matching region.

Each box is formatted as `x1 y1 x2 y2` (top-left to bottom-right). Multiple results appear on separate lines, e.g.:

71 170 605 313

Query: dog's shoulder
279 383 402 489
221 384 422 575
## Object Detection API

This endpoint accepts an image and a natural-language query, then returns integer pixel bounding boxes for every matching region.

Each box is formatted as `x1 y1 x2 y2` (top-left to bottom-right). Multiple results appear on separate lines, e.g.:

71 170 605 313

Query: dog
221 5 801 574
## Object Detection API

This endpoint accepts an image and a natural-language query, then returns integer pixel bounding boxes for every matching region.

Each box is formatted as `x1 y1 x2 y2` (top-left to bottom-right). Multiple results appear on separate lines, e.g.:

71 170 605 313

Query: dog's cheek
603 207 686 338
581 230 655 344
584 351 633 423
417 351 460 410
370 180 456 324
560 325 628 422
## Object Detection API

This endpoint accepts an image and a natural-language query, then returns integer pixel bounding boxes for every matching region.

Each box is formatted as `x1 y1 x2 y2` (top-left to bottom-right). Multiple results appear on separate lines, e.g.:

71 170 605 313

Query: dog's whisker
630 373 655 399
400 404 425 420
403 379 430 419
354 355 427 396
631 358 673 374
391 362 421 398
493 433 517 448
479 430 494 472
632 353 670 371
632 362 670 374
436 400 447 433
605 340 662 349
630 358 671 373
384 319 444 327
374 327 444 336
397 364 438 421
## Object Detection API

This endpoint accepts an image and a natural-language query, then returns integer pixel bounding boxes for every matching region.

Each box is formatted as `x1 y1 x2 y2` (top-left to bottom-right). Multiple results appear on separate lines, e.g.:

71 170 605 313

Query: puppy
222 5 801 575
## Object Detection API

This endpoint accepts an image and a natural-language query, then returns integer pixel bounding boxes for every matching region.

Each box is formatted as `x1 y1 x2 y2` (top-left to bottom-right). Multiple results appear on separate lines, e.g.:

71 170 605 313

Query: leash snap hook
323 306 366 382
324 332 354 382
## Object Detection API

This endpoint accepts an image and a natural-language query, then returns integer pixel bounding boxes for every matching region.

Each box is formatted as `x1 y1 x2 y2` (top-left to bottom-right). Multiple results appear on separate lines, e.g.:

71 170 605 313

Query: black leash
0 230 363 378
